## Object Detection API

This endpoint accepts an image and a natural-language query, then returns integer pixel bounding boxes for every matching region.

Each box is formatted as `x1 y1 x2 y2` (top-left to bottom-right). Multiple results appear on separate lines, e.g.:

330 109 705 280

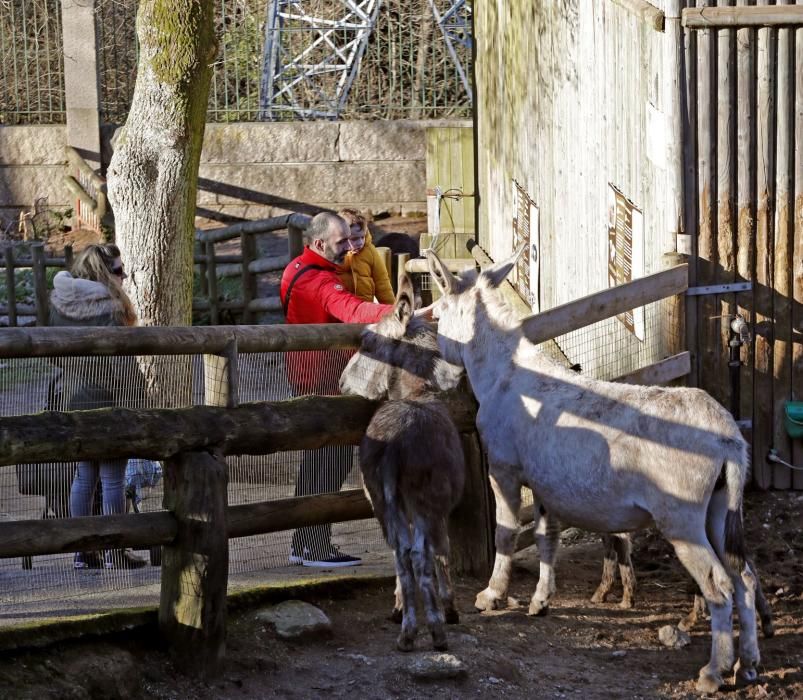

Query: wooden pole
520 265 689 346
396 252 410 295
4 247 17 327
772 0 793 489
448 433 493 578
683 5 803 29
287 224 304 260
240 232 257 324
0 392 479 466
64 244 74 271
205 239 219 326
753 0 776 488
716 11 737 413
196 240 208 297
159 449 229 678
736 0 757 447
31 242 48 326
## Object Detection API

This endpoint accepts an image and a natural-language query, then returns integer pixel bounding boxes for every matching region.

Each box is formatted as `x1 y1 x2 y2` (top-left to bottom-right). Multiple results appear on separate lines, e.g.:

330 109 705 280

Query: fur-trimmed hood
49 270 117 323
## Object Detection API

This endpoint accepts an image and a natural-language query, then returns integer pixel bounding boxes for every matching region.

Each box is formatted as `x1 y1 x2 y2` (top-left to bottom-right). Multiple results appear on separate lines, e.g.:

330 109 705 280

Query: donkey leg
386 510 418 651
390 575 403 623
590 534 618 604
614 533 636 609
665 528 735 694
431 519 459 624
750 559 774 638
706 490 760 684
528 509 559 616
475 467 521 612
411 525 447 651
678 593 708 633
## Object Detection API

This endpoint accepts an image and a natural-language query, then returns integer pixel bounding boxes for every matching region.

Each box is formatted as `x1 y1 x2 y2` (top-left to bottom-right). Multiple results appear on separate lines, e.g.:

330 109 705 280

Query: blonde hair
71 243 137 326
337 208 369 235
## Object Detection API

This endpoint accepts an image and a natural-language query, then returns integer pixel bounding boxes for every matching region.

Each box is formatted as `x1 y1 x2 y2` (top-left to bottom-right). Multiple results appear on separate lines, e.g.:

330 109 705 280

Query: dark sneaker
74 552 103 569
288 549 304 566
104 549 147 570
301 547 362 568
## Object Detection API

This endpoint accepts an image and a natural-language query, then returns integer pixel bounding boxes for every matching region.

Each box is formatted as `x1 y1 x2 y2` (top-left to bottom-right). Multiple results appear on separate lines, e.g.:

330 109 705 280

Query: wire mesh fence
0 0 65 125
1 0 472 125
0 350 385 610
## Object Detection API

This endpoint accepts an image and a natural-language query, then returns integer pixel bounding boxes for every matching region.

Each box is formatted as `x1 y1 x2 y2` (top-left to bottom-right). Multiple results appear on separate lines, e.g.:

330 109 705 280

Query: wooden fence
0 257 690 670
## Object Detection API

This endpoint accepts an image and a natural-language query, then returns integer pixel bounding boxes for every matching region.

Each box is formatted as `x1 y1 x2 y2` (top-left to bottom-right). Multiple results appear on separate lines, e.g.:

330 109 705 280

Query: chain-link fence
1 0 472 125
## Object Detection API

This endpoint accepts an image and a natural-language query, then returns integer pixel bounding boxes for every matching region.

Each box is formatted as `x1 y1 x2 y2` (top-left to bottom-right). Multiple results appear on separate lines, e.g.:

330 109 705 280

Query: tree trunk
107 0 218 328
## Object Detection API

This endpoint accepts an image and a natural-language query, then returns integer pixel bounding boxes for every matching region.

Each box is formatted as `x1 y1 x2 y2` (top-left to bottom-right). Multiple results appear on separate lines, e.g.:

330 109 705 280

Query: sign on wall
607 183 645 341
512 180 540 312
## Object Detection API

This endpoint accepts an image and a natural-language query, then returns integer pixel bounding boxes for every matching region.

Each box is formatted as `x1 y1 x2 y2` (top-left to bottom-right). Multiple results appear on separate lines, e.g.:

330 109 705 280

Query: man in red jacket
281 212 393 567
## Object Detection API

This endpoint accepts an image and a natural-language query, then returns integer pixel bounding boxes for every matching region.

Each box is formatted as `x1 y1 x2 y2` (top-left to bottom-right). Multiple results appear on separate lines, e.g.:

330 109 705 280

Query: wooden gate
682 3 803 489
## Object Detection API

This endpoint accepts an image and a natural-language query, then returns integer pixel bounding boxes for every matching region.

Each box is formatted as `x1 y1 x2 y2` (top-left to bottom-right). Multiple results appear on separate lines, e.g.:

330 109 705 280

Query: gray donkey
427 246 762 693
339 275 466 652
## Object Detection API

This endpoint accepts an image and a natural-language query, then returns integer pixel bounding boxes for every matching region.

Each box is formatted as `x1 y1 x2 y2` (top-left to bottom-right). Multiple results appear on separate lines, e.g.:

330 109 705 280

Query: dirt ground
0 489 799 699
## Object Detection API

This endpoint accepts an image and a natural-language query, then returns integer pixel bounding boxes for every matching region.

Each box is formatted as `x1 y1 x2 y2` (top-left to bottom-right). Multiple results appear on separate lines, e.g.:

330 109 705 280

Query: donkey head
339 275 464 400
425 244 526 367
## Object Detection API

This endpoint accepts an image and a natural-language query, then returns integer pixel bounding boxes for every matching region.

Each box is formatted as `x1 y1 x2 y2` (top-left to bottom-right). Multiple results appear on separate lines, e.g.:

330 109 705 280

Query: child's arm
371 246 396 304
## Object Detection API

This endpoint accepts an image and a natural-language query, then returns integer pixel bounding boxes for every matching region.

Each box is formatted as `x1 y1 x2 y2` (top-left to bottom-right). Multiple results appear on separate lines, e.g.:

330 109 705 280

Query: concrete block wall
0 119 470 228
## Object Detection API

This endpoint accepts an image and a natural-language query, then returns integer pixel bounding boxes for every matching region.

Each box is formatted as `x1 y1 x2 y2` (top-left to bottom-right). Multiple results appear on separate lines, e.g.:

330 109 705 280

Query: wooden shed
473 0 803 489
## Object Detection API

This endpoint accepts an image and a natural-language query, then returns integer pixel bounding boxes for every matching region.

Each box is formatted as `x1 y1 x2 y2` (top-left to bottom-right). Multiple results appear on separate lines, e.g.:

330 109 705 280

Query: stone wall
0 119 469 229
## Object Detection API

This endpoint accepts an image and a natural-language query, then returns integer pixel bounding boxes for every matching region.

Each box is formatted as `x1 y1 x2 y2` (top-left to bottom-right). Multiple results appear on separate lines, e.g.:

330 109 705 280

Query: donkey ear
393 275 415 328
426 250 458 295
478 242 527 290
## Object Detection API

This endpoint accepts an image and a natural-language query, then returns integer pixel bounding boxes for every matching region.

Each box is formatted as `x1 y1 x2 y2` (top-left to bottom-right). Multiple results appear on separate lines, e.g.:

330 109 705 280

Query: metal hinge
685 282 752 296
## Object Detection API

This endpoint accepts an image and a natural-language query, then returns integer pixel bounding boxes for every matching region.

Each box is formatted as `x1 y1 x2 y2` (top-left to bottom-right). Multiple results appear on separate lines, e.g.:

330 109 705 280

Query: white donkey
426 247 760 693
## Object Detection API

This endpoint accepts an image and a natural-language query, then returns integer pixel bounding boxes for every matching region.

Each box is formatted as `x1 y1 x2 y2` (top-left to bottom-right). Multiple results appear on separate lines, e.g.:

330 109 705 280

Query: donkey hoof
432 630 448 651
389 608 403 624
738 666 758 685
475 589 503 612
590 590 607 604
396 633 415 652
619 597 634 610
527 600 549 617
696 669 723 694
445 608 460 625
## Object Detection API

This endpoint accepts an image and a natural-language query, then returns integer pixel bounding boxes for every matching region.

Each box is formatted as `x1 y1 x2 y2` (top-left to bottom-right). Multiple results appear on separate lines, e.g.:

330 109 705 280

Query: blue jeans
69 459 127 517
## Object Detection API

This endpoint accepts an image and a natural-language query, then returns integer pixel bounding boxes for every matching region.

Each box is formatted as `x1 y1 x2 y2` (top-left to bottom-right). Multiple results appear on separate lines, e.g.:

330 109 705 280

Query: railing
0 323 489 674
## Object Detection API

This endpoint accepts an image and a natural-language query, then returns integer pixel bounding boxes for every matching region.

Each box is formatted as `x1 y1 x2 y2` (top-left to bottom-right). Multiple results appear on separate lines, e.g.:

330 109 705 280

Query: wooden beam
683 5 803 28
0 490 374 559
405 257 476 274
0 511 177 558
611 0 665 31
0 392 479 466
520 265 689 346
611 352 691 385
195 213 311 244
0 323 368 358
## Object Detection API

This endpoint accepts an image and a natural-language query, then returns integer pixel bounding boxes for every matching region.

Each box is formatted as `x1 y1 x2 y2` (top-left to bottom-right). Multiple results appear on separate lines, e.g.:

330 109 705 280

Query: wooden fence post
4 247 17 327
448 429 493 578
196 240 208 297
159 449 229 677
240 232 257 324
64 244 74 271
31 242 48 326
205 240 219 326
396 252 410 295
204 339 239 409
288 224 304 260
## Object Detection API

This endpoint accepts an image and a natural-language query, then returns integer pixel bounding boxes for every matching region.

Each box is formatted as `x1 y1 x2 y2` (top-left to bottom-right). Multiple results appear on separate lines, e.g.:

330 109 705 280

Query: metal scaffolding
259 0 474 120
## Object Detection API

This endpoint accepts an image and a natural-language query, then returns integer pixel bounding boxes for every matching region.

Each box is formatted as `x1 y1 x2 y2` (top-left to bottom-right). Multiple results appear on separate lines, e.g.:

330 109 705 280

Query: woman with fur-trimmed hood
49 243 146 570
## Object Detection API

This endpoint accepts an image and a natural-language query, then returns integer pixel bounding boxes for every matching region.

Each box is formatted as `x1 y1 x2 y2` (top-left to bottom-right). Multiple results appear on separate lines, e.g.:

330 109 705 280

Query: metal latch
685 282 752 296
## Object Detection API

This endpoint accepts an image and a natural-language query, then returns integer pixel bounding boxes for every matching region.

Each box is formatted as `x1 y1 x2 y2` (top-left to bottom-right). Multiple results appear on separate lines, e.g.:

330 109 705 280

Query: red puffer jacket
280 246 392 395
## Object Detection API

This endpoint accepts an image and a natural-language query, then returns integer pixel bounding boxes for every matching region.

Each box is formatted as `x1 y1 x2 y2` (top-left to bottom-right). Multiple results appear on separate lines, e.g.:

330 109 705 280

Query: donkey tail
722 442 749 573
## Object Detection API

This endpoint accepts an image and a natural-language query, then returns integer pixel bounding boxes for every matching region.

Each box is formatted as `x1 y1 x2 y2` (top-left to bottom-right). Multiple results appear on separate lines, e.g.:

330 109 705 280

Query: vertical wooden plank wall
687 0 802 487
793 19 803 489
773 0 793 489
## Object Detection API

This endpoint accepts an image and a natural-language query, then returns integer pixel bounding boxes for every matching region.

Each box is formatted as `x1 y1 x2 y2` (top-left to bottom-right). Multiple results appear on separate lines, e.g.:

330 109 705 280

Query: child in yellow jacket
337 208 396 304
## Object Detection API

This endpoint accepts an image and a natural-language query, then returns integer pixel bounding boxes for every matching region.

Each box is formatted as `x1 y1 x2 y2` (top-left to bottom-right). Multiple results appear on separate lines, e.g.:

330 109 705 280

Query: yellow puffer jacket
338 232 396 304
